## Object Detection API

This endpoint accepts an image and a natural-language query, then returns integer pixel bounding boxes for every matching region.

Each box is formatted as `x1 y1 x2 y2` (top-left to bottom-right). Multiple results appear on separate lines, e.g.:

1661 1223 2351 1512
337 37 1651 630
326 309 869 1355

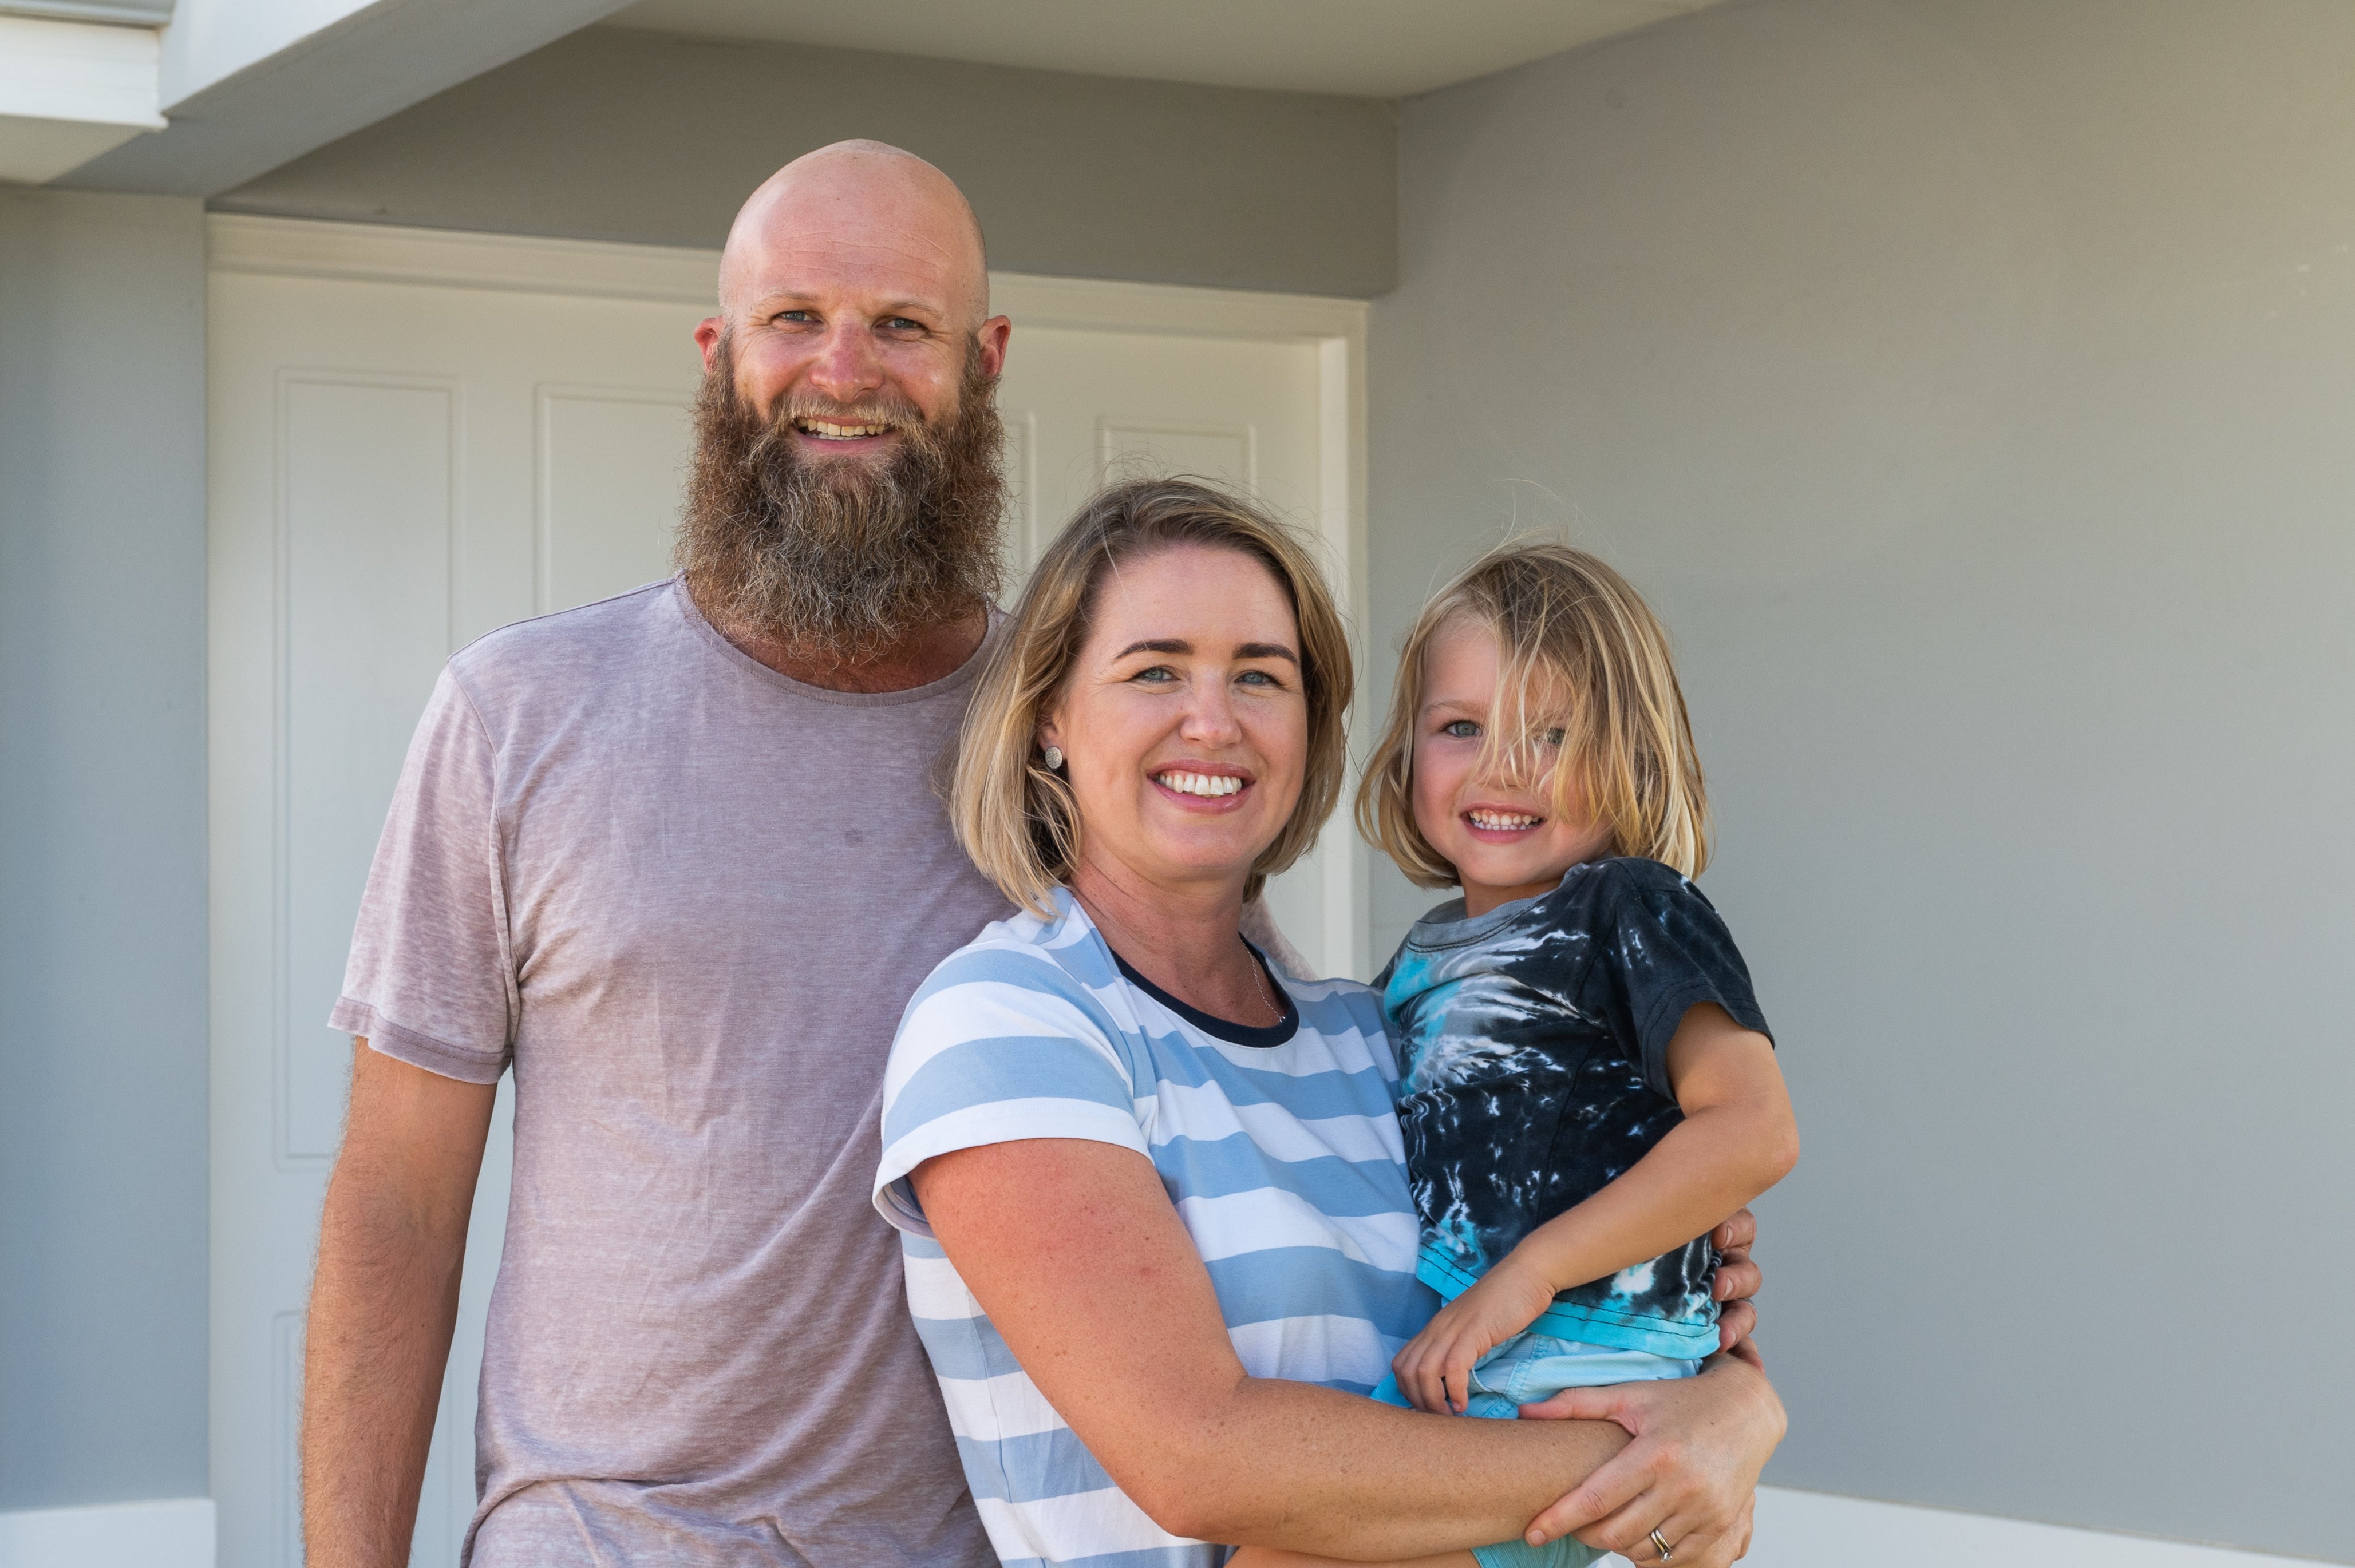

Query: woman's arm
912 1137 1782 1565
1394 1003 1797 1413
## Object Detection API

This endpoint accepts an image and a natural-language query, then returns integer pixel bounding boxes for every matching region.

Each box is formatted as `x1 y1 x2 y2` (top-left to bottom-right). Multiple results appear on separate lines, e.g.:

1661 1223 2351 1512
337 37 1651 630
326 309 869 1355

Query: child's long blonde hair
1356 541 1710 889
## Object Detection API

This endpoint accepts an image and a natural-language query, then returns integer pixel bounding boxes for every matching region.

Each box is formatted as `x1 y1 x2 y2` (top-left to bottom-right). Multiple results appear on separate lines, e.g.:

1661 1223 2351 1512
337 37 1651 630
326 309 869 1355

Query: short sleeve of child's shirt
1588 859 1773 1102
329 665 517 1084
873 943 1148 1238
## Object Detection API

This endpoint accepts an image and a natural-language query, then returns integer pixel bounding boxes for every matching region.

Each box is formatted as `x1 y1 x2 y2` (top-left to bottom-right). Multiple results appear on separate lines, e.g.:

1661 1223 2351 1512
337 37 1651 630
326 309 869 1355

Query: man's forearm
299 1159 470 1566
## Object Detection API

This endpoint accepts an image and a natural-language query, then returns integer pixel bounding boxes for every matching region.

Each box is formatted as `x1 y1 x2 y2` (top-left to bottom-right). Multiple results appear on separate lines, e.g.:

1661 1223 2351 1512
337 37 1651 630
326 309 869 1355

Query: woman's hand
1708 1207 1761 1353
1392 1258 1556 1414
1514 1343 1784 1567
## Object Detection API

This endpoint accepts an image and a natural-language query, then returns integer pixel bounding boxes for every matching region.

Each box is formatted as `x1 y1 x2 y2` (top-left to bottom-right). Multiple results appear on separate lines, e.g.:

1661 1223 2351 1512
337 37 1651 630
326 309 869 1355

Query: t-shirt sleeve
873 947 1147 1238
327 666 516 1084
1590 861 1773 1102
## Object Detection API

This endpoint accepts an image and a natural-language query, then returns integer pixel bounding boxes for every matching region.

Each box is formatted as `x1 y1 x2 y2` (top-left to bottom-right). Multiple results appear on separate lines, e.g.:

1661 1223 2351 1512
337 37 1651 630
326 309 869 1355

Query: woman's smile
1150 762 1256 809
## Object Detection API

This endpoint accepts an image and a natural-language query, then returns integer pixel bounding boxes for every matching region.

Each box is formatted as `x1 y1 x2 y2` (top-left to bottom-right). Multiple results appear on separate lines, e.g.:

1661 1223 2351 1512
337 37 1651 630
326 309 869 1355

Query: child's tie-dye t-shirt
1380 857 1773 1359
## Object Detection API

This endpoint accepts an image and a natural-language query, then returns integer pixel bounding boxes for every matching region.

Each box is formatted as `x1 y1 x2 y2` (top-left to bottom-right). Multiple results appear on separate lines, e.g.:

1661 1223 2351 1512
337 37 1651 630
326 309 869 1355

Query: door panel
210 251 1345 1566
536 387 696 615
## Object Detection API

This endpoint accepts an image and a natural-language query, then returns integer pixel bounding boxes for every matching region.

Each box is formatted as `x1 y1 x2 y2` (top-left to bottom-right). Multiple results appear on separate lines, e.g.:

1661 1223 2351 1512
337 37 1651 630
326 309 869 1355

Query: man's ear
975 315 1012 380
694 316 726 370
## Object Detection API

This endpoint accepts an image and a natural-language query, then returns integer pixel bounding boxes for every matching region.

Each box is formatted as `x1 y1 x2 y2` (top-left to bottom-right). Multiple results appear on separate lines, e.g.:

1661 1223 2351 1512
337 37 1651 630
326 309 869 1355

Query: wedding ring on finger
1649 1527 1674 1563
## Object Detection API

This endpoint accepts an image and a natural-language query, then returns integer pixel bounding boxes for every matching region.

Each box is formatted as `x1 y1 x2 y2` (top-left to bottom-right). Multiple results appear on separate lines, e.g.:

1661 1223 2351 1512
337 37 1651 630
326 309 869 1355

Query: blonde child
1234 543 1796 1568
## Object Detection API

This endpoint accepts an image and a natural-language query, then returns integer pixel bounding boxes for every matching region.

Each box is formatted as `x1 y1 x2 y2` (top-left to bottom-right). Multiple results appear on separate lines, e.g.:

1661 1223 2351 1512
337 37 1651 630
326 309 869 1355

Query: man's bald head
717 140 990 330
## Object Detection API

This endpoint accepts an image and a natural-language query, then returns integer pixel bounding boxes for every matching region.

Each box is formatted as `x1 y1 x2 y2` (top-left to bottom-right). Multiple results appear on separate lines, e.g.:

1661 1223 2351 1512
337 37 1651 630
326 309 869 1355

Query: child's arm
1393 1003 1797 1416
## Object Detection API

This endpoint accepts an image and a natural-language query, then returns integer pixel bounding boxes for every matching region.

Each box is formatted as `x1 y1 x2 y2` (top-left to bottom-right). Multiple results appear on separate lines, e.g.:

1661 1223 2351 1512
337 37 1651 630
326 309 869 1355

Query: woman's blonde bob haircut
953 477 1356 915
1357 540 1710 889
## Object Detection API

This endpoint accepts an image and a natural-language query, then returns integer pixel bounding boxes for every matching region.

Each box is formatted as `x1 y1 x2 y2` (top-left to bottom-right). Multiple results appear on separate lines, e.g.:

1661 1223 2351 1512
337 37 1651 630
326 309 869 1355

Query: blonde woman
870 481 1783 1568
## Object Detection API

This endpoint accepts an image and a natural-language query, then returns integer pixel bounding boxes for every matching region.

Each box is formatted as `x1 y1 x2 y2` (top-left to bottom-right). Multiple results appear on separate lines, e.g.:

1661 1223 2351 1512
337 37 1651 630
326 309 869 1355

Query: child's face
1410 619 1613 916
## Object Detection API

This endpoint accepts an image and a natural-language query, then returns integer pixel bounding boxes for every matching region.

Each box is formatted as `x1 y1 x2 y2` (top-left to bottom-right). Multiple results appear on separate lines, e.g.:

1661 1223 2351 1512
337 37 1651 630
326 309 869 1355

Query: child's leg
1228 1547 1478 1568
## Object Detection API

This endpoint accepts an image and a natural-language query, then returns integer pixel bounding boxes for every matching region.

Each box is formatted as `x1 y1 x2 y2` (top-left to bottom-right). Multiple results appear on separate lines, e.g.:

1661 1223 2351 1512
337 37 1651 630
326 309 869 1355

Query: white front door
206 216 1365 1567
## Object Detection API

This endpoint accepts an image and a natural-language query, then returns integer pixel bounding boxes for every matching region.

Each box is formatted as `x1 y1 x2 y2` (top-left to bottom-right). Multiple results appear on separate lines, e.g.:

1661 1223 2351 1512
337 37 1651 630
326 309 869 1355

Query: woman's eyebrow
1112 638 1298 664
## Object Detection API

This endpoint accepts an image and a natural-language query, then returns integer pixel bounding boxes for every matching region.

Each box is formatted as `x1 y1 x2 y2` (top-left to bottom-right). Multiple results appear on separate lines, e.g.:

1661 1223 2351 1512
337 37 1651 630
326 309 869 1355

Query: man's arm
302 1041 497 1568
914 1139 1780 1565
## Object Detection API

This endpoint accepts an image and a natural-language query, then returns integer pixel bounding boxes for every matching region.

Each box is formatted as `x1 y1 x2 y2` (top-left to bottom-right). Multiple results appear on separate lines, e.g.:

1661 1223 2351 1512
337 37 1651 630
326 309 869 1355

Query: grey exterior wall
212 27 1399 298
1368 0 2353 1558
0 188 210 1507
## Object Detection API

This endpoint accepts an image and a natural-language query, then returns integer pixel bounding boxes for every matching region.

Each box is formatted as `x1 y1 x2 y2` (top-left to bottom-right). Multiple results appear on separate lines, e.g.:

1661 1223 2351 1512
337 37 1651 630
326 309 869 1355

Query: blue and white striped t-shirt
873 891 1427 1568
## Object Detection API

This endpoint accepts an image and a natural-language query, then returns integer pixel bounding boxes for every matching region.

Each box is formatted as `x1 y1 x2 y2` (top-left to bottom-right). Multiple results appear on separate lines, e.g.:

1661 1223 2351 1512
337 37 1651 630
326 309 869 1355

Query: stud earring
1042 745 1065 771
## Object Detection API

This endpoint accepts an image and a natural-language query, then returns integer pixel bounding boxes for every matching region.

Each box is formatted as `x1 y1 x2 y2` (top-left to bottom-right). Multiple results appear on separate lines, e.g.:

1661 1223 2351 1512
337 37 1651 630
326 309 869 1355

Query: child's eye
1441 719 1481 739
1540 727 1567 747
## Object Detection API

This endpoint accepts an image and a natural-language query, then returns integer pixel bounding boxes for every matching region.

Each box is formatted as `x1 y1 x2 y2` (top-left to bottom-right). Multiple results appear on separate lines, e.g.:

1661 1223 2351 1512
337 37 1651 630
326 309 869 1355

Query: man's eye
881 316 924 332
1441 719 1481 739
776 309 816 324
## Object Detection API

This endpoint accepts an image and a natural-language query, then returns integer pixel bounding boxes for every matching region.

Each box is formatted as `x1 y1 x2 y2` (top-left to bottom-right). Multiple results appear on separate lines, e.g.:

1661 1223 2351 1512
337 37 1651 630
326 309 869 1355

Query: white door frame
208 214 1374 982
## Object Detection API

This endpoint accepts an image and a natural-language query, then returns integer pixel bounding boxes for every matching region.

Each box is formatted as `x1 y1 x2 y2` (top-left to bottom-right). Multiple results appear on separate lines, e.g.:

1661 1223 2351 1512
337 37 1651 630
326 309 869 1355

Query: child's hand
1391 1259 1559 1414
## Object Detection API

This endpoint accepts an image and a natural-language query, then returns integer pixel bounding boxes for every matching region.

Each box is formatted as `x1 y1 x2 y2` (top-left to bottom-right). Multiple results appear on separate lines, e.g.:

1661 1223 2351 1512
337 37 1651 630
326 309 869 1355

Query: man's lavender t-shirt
331 576 1010 1567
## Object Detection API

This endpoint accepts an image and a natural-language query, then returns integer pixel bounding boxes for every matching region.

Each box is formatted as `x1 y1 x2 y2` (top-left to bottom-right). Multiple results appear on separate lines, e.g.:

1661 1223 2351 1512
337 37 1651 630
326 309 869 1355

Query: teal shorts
1372 1332 1702 1568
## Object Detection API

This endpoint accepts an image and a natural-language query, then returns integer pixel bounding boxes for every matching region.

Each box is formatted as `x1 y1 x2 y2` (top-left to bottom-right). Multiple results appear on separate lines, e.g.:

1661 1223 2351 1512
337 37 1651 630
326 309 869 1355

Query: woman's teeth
1157 771 1244 798
1467 809 1540 830
796 419 892 439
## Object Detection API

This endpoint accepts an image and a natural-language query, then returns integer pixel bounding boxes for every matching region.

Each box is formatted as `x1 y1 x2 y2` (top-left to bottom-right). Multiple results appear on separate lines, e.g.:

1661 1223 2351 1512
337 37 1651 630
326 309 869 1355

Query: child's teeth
1469 810 1539 829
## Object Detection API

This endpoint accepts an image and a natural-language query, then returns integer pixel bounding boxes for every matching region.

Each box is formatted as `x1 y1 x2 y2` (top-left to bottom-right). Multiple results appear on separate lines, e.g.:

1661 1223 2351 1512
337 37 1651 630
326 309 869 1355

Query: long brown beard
675 338 1006 660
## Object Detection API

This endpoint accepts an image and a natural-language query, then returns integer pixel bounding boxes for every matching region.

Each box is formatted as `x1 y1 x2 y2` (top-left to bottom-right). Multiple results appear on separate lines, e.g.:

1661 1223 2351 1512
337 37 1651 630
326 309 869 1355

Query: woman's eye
1238 669 1283 688
1132 666 1178 684
1441 719 1481 739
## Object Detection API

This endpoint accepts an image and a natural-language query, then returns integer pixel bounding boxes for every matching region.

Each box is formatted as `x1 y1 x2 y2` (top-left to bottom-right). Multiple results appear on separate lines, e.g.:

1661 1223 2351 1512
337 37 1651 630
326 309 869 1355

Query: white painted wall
1368 0 2354 1559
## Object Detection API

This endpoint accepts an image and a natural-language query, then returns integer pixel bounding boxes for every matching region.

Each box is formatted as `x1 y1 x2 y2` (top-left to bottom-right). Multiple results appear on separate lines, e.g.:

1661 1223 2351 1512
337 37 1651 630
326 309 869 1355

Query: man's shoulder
447 574 683 683
445 578 682 707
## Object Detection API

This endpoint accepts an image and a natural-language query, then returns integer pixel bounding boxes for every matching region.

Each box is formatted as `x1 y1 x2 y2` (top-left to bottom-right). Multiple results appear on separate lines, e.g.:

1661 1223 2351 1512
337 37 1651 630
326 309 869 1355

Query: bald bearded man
299 142 1771 1567
301 141 1020 1568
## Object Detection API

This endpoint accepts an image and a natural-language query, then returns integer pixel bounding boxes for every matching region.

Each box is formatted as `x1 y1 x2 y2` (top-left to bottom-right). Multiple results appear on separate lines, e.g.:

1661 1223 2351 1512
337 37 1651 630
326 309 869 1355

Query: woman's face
1040 543 1309 900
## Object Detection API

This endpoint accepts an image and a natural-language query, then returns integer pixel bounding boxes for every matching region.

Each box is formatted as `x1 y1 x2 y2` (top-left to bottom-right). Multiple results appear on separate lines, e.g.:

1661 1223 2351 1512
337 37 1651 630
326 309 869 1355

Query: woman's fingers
1710 1254 1760 1304
1524 1365 1778 1550
1712 1207 1756 1254
1714 1298 1756 1353
1512 1381 1630 1428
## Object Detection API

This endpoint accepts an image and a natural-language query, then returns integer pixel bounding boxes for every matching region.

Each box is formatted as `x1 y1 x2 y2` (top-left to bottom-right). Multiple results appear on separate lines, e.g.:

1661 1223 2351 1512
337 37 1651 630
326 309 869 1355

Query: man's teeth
797 419 892 439
1157 771 1244 798
1467 809 1540 830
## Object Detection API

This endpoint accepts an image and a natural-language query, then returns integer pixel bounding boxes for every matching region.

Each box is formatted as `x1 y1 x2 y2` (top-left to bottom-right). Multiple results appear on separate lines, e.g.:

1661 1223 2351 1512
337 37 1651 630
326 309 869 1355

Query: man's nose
805 324 886 405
